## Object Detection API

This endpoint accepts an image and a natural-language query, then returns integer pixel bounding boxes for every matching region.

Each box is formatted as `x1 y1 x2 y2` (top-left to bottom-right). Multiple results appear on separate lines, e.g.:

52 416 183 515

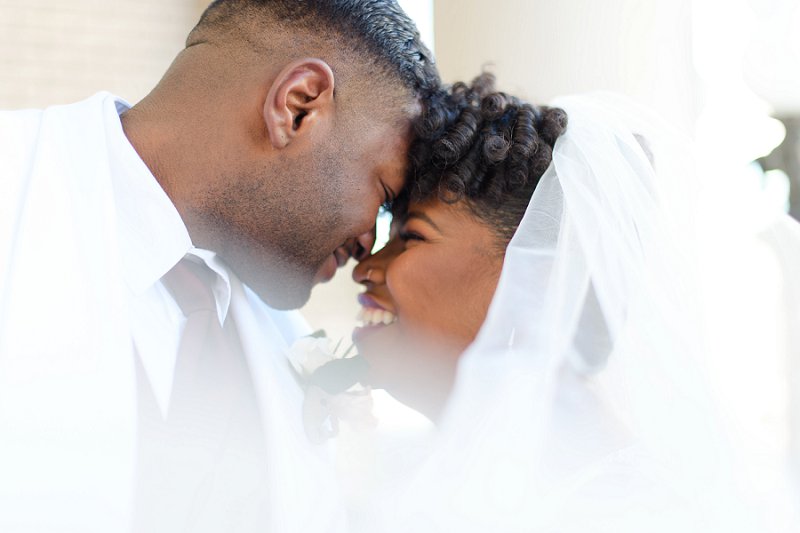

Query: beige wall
433 0 699 134
0 1 203 109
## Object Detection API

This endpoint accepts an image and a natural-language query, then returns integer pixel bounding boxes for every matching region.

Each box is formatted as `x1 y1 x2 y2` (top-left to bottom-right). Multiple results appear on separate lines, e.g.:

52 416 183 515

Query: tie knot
161 258 218 315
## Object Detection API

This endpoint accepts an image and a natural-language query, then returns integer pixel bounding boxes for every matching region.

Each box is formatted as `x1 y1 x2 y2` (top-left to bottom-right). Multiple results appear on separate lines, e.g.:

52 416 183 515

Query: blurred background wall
0 0 203 108
435 0 699 132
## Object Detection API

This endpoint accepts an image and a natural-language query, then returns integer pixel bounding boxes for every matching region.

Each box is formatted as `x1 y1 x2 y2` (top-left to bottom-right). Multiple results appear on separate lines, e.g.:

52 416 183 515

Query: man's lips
313 241 356 284
312 254 338 284
333 245 350 268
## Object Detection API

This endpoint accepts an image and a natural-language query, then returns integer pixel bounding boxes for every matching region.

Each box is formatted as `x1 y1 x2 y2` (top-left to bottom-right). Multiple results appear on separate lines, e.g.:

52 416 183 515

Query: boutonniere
288 330 375 444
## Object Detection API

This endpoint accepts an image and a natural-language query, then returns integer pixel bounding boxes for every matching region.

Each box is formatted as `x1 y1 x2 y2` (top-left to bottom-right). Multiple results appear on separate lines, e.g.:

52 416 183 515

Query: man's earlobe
264 58 335 149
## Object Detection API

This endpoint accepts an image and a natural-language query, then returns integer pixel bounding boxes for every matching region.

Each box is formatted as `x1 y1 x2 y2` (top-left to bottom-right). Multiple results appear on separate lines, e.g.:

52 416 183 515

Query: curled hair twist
401 72 569 248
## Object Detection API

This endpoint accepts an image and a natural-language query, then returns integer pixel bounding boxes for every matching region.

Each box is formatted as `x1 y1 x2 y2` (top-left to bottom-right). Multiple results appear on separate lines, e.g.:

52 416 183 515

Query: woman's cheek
384 253 414 315
387 253 434 325
390 277 441 350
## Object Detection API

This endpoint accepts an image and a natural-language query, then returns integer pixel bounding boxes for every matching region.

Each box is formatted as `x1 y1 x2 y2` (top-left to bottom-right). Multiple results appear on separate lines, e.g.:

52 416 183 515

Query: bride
340 74 799 532
352 74 566 422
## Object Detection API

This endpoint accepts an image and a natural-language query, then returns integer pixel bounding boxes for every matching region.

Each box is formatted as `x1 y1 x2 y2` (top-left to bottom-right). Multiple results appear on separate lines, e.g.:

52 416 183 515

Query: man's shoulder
0 105 45 154
0 93 120 150
1 92 117 116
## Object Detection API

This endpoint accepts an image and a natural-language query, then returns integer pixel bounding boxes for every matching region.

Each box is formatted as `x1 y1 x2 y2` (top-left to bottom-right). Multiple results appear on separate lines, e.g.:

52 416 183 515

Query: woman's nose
353 250 388 285
353 234 402 285
352 254 383 285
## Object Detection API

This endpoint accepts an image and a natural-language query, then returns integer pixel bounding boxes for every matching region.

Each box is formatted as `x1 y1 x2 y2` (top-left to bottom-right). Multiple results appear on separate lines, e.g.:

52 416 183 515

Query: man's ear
264 58 335 149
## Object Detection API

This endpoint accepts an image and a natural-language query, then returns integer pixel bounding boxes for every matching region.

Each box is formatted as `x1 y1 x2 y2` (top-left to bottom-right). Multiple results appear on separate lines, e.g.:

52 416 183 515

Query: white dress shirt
106 97 235 416
0 93 346 532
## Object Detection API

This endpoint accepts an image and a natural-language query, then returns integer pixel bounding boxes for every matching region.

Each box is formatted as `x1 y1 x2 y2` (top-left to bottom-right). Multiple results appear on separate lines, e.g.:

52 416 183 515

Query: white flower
302 385 378 445
288 335 338 378
287 332 377 444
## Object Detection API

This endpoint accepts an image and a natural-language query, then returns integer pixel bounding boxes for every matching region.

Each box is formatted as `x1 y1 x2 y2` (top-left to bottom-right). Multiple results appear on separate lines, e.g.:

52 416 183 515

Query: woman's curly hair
400 73 568 250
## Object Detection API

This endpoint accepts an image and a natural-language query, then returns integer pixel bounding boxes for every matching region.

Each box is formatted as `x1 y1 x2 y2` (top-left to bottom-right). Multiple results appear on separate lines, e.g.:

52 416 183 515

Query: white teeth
357 307 397 326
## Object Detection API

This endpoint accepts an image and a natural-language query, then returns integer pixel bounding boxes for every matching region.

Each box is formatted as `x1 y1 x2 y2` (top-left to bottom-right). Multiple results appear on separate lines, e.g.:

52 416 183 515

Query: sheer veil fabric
356 95 800 532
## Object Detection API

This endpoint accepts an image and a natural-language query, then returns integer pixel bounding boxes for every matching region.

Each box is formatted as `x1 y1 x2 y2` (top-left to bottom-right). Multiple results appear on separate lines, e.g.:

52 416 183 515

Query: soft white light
397 0 435 53
372 208 393 253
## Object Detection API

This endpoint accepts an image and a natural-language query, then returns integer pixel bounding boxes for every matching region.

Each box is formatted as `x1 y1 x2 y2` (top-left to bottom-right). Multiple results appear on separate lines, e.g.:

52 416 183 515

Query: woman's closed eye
399 229 424 244
395 209 443 248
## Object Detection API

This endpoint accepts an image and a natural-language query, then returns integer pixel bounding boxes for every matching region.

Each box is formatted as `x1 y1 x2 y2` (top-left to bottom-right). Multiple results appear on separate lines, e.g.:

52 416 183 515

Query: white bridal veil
361 95 800 532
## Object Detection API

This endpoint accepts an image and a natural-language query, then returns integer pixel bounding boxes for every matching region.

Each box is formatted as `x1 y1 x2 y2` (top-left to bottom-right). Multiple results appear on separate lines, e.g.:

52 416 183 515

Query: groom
0 1 438 531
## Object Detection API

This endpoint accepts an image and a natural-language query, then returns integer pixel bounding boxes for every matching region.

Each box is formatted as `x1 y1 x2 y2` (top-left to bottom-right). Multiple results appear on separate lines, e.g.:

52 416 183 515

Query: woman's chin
352 324 461 422
352 320 403 391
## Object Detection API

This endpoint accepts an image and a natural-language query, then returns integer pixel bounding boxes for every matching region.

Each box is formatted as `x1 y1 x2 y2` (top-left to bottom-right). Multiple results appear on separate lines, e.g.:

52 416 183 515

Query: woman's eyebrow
405 211 442 232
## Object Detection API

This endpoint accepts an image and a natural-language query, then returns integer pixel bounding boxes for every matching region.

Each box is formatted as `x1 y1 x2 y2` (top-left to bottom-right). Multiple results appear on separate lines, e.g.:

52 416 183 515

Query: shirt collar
185 249 232 325
104 94 230 323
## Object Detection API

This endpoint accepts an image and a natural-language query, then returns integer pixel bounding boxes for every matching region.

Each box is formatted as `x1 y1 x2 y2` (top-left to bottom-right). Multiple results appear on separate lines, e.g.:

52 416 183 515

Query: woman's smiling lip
353 293 398 343
357 292 393 312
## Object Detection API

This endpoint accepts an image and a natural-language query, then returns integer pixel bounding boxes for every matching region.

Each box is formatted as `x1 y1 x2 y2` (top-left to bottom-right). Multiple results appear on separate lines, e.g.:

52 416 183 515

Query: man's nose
351 228 376 262
333 227 375 268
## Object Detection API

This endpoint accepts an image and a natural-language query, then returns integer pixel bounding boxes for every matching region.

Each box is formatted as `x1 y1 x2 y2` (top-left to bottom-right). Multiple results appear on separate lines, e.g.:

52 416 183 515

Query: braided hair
400 73 568 250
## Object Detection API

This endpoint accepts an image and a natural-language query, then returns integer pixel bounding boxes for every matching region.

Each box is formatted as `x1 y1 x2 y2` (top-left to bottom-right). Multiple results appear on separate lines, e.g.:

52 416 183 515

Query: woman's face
352 198 503 420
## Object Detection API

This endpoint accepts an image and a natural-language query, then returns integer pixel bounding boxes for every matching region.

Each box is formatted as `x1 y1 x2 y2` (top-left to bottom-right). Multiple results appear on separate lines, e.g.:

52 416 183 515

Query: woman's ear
263 58 335 148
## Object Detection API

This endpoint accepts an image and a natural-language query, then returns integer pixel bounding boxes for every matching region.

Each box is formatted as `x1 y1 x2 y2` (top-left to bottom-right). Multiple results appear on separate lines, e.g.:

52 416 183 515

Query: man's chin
254 280 313 310
236 265 315 311
213 245 326 310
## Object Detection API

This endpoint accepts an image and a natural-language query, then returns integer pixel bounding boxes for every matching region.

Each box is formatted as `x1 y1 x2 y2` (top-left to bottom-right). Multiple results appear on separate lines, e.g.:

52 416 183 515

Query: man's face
197 106 414 310
306 113 414 287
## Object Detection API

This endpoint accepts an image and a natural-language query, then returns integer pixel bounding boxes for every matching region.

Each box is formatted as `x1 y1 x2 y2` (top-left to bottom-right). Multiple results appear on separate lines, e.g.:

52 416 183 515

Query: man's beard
234 253 317 310
218 233 331 310
190 165 345 310
185 208 338 310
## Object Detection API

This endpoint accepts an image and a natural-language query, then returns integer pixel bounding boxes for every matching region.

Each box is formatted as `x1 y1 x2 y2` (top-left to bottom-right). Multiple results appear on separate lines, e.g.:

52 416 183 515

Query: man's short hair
194 0 439 99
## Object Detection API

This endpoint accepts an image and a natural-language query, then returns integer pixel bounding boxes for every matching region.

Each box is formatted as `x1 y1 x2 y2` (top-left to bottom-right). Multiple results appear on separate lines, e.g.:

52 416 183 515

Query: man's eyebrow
405 210 441 232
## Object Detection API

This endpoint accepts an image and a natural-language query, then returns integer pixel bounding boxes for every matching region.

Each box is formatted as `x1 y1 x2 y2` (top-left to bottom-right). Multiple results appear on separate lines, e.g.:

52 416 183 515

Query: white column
398 0 434 53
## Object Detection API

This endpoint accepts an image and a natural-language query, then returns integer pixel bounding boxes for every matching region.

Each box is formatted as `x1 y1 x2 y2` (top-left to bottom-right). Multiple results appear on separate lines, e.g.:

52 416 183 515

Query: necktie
133 258 270 532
